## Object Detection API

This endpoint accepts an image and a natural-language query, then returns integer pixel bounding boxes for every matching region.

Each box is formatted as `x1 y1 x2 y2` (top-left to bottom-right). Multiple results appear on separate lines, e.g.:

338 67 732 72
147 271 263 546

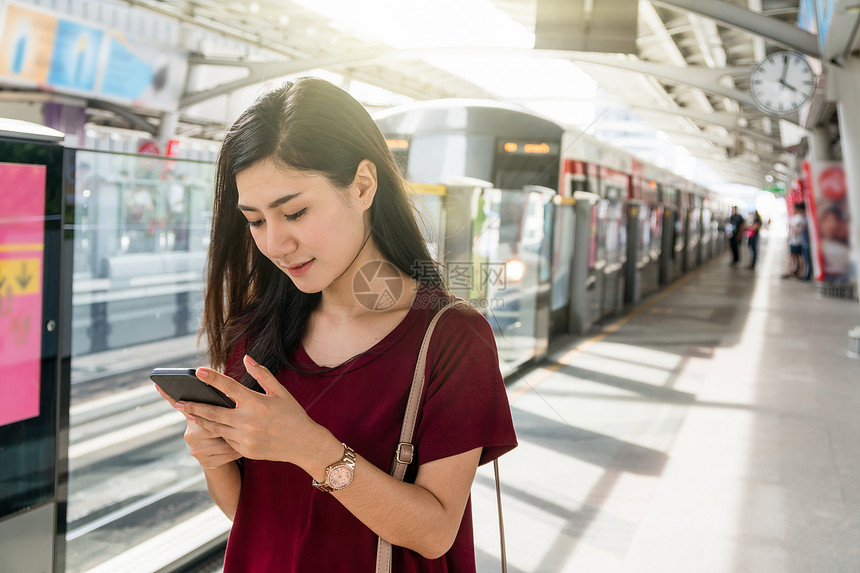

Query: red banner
804 161 852 282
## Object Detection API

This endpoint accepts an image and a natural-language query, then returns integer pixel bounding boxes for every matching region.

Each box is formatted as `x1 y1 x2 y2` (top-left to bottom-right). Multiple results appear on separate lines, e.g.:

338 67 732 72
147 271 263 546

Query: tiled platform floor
474 235 860 573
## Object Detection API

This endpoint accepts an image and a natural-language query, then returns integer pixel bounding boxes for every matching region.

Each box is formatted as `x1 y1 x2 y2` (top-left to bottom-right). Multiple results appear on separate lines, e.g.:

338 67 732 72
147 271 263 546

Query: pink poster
0 162 46 426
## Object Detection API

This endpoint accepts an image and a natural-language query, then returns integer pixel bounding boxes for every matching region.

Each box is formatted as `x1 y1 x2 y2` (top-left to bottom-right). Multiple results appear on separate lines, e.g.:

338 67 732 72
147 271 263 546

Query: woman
155 78 517 571
747 210 763 269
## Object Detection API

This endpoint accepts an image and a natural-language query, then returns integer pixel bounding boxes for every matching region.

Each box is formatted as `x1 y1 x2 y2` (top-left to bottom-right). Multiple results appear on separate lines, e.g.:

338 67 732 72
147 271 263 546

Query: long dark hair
203 77 444 384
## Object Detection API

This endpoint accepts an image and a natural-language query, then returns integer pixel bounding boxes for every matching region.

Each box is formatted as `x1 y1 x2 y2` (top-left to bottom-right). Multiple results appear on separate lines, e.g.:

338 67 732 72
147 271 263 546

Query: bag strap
376 299 508 573
390 299 466 478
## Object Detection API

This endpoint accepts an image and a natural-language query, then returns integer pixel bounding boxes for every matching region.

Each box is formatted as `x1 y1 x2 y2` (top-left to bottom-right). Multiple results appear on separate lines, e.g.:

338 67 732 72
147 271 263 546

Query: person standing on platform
153 77 517 572
784 202 807 279
747 210 763 269
799 203 812 280
728 206 745 265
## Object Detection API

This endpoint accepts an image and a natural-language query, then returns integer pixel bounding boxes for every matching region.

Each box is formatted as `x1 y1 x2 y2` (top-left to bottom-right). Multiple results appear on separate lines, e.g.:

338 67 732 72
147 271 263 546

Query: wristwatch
312 443 356 492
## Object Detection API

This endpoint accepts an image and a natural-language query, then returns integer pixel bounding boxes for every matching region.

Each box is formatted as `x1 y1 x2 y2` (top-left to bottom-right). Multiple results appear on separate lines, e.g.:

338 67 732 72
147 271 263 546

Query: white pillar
833 57 860 318
808 126 831 162
157 110 179 148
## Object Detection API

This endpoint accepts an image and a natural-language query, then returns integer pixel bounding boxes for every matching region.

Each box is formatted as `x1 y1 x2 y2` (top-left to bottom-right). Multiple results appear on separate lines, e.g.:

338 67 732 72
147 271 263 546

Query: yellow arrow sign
0 258 41 296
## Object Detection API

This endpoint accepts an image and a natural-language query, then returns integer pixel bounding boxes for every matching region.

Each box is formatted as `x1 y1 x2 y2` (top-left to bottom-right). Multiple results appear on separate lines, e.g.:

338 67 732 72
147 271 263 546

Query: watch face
750 51 815 115
328 465 353 489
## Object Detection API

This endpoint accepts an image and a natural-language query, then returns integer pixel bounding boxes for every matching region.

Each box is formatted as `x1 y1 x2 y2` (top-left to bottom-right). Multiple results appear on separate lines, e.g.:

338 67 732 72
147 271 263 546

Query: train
375 100 731 373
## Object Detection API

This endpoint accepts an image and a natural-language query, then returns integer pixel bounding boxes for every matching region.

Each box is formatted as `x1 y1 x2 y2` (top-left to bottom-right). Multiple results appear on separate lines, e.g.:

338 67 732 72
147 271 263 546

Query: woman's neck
319 241 417 318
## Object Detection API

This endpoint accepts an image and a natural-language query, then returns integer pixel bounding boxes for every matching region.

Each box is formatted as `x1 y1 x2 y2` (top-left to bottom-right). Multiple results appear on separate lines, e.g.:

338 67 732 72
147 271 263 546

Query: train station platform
472 232 860 573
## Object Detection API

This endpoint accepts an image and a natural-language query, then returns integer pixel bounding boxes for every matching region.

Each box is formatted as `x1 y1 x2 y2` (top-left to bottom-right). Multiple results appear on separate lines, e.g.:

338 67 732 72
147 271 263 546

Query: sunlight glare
291 0 533 49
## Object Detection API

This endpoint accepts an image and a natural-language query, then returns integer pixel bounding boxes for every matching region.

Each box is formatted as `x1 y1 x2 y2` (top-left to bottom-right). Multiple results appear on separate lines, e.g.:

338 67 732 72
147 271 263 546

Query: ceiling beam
181 48 393 108
183 48 760 110
650 0 821 58
622 104 785 147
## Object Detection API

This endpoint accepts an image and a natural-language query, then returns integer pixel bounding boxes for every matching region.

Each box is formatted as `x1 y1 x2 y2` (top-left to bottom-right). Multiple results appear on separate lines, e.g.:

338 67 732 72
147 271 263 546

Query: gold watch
312 443 356 492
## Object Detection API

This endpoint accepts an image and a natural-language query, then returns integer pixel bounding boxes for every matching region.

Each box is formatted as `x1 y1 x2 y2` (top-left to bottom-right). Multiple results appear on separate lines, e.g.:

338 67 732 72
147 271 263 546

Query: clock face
750 51 816 115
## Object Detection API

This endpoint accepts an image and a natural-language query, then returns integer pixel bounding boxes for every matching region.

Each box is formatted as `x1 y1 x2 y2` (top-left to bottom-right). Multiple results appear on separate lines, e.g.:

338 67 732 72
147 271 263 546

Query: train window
493 139 559 191
406 134 478 184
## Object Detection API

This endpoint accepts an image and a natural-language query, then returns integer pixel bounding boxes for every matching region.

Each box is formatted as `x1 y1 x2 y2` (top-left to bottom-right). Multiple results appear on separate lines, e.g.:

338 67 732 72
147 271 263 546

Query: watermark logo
353 260 404 311
409 261 509 292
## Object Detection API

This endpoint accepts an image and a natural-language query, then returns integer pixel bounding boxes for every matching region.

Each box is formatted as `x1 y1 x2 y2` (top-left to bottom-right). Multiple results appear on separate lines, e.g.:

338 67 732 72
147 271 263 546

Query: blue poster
797 0 817 34
816 0 835 52
47 19 102 91
101 36 153 101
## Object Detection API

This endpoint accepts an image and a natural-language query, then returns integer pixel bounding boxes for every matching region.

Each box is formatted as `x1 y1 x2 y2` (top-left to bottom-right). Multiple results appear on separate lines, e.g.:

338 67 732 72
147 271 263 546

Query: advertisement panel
0 162 46 426
0 2 187 112
46 18 103 92
0 3 56 83
101 32 187 110
804 161 854 282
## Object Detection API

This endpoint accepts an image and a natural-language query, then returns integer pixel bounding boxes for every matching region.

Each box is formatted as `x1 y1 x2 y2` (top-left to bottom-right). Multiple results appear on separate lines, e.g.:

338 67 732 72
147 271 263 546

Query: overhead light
249 2 260 14
279 14 290 26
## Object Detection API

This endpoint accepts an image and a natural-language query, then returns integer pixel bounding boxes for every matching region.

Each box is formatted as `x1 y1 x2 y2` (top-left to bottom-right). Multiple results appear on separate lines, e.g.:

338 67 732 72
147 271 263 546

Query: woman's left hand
175 355 326 466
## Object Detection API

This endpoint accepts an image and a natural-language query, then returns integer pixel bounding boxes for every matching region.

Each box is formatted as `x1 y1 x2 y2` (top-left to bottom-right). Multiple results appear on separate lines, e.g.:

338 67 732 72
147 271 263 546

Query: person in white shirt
783 203 807 279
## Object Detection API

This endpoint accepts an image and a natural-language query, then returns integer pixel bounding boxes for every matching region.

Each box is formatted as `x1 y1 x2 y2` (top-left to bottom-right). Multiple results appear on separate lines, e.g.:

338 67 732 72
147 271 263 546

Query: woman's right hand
155 384 242 470
184 420 243 470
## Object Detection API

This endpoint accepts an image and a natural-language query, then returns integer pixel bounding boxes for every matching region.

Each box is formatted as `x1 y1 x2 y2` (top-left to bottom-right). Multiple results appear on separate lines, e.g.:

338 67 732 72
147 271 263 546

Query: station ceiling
98 1 859 191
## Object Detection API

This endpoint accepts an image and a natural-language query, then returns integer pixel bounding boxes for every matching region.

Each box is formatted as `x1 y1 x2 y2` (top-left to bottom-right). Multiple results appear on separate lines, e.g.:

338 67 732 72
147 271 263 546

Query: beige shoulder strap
376 299 507 573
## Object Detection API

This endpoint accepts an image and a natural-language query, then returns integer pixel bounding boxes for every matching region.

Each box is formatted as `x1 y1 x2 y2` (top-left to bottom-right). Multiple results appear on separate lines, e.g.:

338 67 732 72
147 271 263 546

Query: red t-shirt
222 287 517 572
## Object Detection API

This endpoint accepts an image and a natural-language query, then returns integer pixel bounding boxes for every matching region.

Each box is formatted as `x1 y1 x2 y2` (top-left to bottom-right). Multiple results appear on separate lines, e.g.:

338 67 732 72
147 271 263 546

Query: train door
598 167 628 318
593 199 609 318
554 158 586 336
685 209 697 272
452 182 553 371
686 196 701 271
674 192 687 277
625 199 647 305
569 191 601 334
641 178 662 296
701 205 713 261
549 193 576 337
524 186 556 360
660 205 676 284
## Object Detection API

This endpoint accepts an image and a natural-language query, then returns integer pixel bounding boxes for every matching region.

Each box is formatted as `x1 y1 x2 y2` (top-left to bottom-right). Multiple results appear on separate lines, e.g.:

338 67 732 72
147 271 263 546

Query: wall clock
749 51 816 116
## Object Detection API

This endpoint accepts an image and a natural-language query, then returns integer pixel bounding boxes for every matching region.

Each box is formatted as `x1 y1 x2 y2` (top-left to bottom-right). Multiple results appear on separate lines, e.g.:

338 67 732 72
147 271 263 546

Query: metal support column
832 57 860 351
808 126 832 162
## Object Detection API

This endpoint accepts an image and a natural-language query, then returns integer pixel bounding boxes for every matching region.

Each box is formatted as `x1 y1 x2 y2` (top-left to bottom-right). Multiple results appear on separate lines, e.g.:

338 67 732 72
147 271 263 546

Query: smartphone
150 368 236 408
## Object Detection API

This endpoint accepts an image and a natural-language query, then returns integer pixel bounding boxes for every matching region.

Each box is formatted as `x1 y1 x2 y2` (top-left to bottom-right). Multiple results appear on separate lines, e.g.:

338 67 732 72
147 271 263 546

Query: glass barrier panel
473 188 543 373
66 150 220 573
71 151 213 357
